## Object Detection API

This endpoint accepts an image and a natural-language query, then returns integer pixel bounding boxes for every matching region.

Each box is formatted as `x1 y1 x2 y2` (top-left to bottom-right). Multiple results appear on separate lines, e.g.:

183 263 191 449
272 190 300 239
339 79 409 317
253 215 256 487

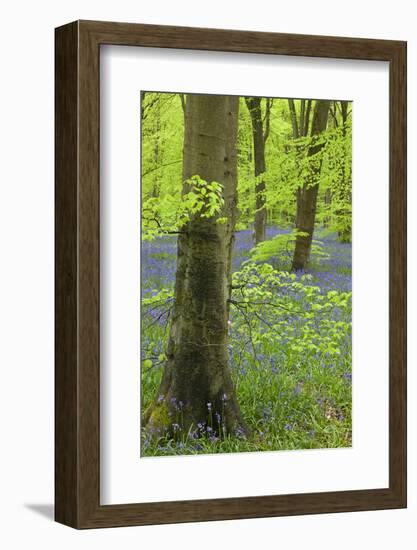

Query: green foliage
316 124 352 240
183 176 224 219
140 92 353 456
247 230 329 268
142 175 225 240
141 255 352 456
141 94 352 239
230 262 351 358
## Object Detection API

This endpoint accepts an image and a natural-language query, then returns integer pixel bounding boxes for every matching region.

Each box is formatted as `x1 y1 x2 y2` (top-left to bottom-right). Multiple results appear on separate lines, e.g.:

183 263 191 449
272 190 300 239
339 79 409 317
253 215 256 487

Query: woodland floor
141 227 352 456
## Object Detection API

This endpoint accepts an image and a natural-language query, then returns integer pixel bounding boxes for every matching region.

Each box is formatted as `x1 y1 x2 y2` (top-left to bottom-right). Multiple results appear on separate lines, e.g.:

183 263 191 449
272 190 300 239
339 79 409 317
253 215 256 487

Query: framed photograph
55 20 406 528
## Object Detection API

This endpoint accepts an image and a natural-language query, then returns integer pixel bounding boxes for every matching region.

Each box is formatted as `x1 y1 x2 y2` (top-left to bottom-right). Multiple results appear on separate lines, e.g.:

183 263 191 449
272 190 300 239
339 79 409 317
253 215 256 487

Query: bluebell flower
235 426 246 439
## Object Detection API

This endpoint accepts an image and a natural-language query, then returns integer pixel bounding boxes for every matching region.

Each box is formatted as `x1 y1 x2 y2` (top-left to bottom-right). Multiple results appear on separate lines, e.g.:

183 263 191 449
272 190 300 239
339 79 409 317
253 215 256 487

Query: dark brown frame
55 20 407 529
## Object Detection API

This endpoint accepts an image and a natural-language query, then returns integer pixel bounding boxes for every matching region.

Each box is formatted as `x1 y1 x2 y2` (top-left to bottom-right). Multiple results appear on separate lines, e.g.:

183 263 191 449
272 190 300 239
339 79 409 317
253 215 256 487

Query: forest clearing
140 92 352 456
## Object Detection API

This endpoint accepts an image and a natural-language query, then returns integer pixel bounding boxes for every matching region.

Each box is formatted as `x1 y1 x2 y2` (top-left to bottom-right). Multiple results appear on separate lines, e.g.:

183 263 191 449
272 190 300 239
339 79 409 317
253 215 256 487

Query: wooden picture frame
55 20 407 529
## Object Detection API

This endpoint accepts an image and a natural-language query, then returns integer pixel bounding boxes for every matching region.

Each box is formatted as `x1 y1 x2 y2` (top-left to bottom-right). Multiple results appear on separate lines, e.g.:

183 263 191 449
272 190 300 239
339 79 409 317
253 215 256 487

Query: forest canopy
141 93 352 249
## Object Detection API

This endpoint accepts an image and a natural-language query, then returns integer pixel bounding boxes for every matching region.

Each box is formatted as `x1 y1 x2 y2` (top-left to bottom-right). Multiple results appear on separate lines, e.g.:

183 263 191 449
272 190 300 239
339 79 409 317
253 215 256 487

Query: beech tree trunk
245 97 267 245
151 97 161 197
288 99 312 229
144 94 246 437
292 100 330 271
338 100 351 243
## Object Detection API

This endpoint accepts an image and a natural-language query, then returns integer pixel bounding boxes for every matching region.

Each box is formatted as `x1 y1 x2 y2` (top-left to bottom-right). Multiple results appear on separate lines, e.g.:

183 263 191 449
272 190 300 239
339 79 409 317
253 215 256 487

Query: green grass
141 306 352 457
141 334 351 456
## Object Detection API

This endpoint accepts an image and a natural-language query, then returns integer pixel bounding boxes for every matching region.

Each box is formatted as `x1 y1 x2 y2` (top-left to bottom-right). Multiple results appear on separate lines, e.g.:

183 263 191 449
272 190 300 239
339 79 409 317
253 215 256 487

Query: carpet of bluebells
141 227 352 456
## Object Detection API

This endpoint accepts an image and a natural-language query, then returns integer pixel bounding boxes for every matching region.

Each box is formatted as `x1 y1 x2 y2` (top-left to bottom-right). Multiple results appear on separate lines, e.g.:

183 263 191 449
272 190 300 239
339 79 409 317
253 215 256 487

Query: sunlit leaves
247 230 329 269
230 262 351 359
141 93 352 242
142 175 226 240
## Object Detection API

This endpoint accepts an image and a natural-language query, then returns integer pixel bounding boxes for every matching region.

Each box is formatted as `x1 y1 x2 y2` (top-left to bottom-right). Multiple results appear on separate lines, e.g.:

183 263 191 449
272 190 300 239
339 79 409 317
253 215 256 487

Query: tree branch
142 159 182 178
143 214 187 235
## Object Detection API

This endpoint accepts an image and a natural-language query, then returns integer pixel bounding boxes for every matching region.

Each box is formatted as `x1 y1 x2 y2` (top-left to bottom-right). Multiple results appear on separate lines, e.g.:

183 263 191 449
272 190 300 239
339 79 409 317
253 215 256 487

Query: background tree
292 100 330 270
245 97 272 244
335 100 352 242
287 98 312 227
144 94 247 436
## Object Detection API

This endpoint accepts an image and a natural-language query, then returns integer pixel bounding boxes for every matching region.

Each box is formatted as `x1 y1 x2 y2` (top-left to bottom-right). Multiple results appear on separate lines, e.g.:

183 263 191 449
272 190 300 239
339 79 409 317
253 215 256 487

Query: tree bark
288 98 300 140
292 100 330 271
245 97 267 245
144 94 246 438
289 99 312 229
337 100 352 243
151 96 161 197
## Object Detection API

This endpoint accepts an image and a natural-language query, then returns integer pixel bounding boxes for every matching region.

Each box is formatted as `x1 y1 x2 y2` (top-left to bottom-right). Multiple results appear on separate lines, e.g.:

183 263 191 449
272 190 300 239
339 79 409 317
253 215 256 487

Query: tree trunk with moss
144 94 246 438
292 100 330 271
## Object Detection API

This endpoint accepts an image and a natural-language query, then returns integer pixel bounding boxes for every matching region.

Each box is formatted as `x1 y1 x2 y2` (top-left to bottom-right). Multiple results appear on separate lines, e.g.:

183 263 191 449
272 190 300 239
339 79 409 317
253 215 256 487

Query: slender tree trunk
288 99 302 228
288 98 300 140
151 98 161 197
337 100 351 243
324 187 331 227
144 94 246 437
340 100 349 128
289 99 312 229
180 94 186 122
292 100 330 271
245 97 267 245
